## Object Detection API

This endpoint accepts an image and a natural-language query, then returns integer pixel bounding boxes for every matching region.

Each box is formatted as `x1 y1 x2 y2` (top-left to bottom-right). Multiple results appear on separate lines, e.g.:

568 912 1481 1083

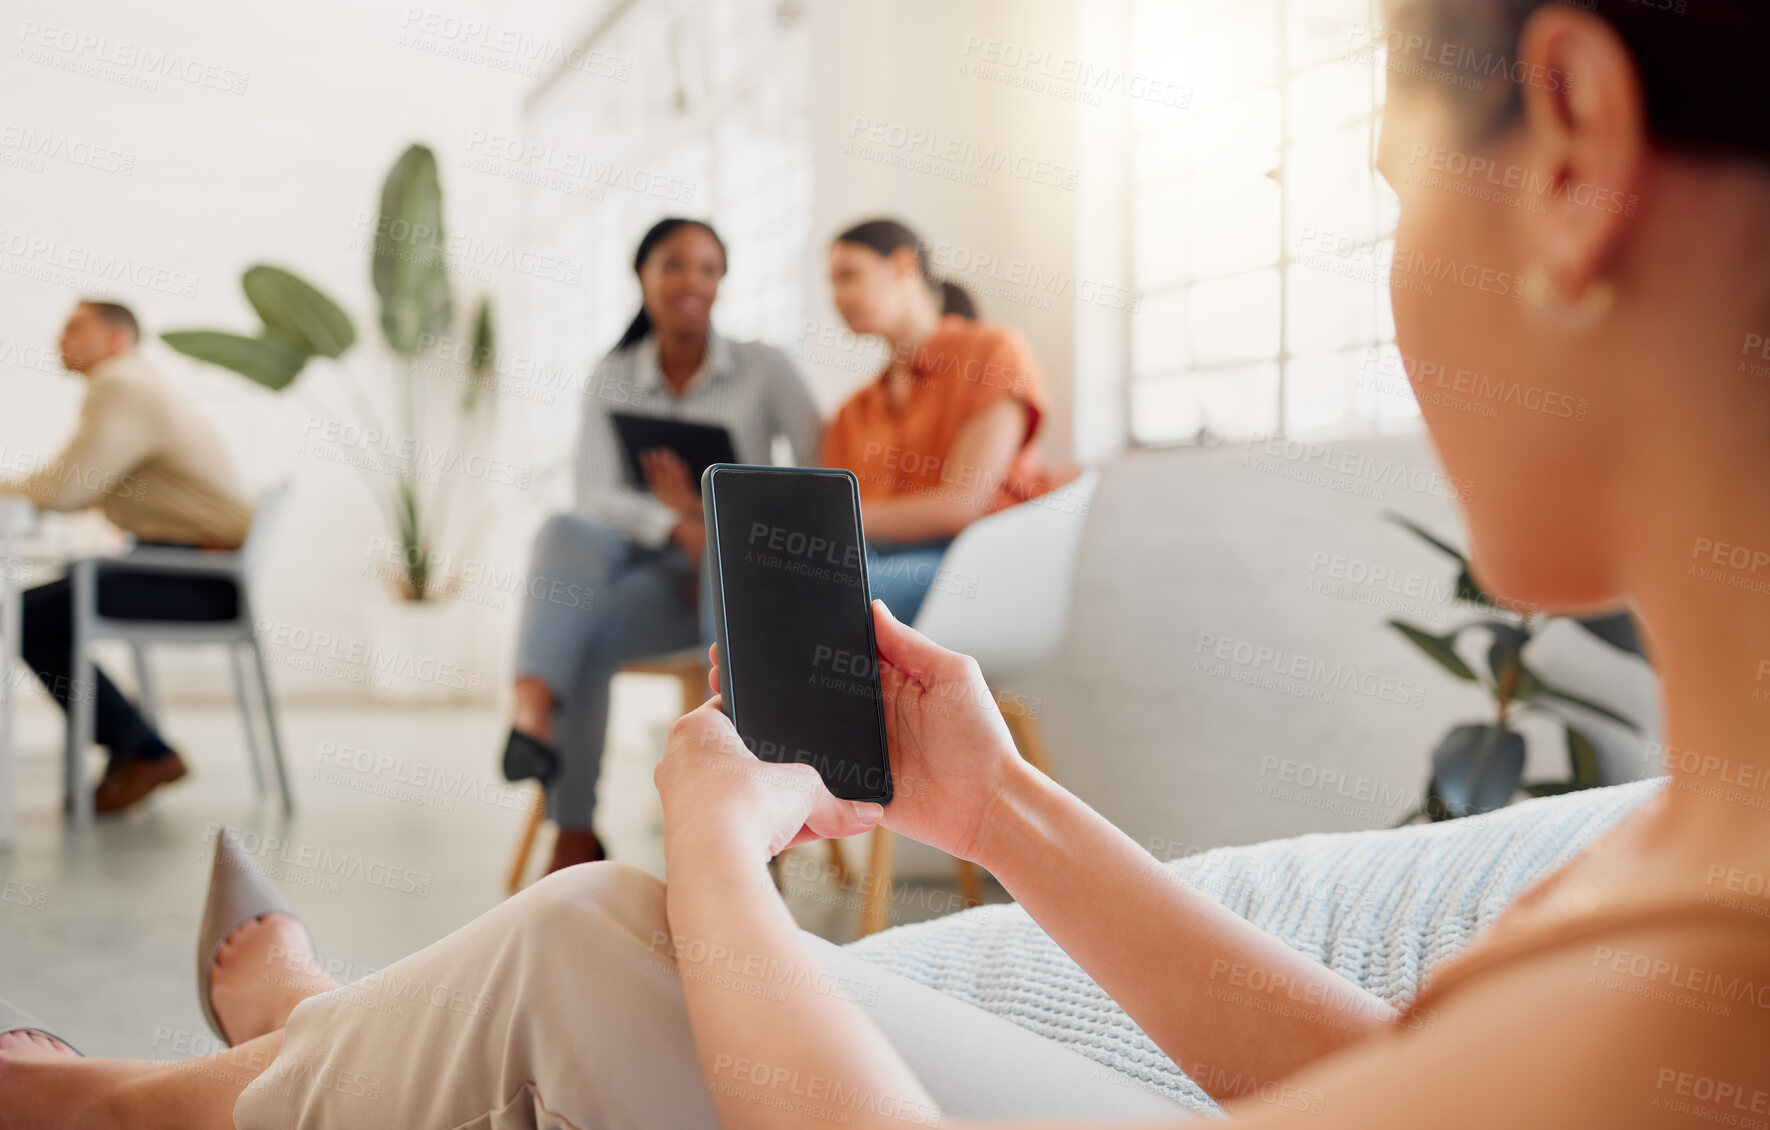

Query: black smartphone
701 464 892 804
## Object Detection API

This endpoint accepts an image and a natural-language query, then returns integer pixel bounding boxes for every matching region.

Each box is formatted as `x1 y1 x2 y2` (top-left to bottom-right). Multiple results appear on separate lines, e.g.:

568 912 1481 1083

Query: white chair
859 468 1102 934
64 482 294 826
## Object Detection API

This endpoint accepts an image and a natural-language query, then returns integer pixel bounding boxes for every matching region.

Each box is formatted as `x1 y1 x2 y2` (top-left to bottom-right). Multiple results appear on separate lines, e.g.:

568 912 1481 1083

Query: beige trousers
232 861 1191 1128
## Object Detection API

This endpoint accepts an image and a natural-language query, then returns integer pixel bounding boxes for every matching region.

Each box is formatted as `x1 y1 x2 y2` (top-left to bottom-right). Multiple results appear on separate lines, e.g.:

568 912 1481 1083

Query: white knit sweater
841 778 1664 1117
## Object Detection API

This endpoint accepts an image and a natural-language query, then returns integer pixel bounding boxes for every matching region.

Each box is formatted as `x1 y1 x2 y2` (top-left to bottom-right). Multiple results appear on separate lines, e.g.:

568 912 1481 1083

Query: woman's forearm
861 493 984 543
663 826 942 1130
975 762 1399 1099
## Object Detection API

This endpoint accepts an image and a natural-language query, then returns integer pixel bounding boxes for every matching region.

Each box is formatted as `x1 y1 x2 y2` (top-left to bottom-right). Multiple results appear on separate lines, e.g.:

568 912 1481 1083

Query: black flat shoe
502 728 560 783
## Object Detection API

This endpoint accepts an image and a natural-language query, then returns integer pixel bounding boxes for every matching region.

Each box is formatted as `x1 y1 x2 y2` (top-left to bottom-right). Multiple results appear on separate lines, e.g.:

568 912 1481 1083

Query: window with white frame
1127 0 1411 446
517 0 812 467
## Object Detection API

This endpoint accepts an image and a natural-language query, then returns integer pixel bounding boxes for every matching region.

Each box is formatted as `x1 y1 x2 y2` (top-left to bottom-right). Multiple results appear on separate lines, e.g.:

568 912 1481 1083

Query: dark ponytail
939 280 977 320
834 218 977 320
610 218 729 355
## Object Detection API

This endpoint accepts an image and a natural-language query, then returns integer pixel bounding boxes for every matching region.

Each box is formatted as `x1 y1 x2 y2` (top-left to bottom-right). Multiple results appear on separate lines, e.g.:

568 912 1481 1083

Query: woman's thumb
871 597 919 657
804 790 885 840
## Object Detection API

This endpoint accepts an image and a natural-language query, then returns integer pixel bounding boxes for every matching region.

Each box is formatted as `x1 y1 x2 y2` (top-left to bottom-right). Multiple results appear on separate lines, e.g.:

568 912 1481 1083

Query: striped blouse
574 332 823 547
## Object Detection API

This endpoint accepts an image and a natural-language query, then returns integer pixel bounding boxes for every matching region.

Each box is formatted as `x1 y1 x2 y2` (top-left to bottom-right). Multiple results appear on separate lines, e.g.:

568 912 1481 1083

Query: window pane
1353 342 1424 429
1289 0 1373 73
1286 123 1381 249
1131 363 1280 444
1134 182 1190 291
1190 269 1279 365
1286 260 1378 355
1187 0 1281 108
1132 288 1189 377
1127 0 1391 448
1187 90 1281 181
1284 349 1361 437
1288 61 1374 139
1189 173 1279 280
1134 119 1190 184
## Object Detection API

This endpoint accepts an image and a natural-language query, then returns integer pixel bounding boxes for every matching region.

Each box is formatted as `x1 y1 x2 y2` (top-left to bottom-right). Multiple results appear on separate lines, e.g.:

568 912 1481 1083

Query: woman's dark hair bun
939 280 977 320
834 217 977 320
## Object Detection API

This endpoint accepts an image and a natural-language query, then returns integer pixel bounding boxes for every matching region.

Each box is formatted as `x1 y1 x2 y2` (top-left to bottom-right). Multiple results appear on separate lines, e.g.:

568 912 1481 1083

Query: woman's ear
887 244 924 284
1515 5 1647 296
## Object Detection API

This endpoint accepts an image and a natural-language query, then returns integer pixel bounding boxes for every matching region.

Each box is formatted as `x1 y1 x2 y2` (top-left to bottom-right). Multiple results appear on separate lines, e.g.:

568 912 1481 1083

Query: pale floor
0 677 1004 1060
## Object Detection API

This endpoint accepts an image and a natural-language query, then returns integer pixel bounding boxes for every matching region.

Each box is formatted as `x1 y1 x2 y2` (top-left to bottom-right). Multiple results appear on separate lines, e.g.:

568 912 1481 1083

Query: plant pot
367 595 483 705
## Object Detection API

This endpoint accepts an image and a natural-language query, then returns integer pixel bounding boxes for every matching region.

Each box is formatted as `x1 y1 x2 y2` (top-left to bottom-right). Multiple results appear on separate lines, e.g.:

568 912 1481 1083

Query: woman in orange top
820 218 1063 621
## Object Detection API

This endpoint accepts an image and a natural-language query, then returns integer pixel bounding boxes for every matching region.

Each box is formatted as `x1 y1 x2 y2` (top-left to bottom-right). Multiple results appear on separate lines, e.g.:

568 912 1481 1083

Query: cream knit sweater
3 350 253 548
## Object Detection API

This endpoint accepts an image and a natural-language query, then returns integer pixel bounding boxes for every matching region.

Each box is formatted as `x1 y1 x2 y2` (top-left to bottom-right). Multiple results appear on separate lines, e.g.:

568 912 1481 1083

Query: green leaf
1383 513 1505 608
1454 566 1503 610
1519 664 1642 732
1384 511 1467 564
1429 723 1526 818
372 144 452 357
463 295 494 411
161 327 312 391
1565 726 1604 787
242 265 356 358
1574 610 1649 661
1388 620 1479 682
395 478 429 601
1483 622 1531 687
1512 664 1546 703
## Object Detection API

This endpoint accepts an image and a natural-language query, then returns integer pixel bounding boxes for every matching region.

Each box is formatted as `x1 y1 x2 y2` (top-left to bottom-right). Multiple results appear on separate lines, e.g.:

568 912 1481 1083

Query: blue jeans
864 538 956 625
516 515 706 830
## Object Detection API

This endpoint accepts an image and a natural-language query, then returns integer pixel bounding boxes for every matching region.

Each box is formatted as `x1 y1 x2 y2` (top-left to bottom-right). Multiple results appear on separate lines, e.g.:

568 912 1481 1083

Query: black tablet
609 412 738 491
700 463 893 804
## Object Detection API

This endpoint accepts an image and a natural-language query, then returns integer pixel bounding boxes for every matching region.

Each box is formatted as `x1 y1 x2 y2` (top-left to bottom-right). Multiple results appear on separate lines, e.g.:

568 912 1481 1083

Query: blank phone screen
710 468 891 802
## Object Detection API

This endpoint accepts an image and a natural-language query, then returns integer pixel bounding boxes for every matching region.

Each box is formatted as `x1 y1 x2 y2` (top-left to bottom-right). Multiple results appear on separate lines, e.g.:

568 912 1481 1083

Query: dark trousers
21 568 239 763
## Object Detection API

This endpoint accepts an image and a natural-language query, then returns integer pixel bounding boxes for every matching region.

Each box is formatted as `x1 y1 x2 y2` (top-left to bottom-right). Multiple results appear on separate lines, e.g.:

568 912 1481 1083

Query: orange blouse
818 314 1056 515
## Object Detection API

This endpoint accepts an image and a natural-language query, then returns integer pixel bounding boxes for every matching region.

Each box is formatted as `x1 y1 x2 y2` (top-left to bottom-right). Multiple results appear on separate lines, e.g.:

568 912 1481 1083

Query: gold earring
1522 262 1616 333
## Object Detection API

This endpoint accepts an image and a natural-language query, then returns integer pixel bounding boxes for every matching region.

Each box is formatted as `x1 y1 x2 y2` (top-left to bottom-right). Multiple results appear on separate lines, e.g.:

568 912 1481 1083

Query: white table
0 497 31 848
0 505 121 845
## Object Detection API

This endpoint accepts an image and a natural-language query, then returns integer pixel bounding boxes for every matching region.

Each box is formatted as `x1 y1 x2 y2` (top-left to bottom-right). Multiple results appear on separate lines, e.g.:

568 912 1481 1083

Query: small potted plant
1384 512 1649 823
163 144 498 702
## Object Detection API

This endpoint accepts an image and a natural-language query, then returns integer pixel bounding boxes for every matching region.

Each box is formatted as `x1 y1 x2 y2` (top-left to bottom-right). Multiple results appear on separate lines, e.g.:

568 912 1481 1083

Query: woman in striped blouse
499 217 823 873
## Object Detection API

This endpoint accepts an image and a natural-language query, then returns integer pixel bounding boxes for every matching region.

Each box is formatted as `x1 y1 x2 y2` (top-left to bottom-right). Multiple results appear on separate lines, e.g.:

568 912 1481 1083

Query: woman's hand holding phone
707 598 1027 865
655 695 884 863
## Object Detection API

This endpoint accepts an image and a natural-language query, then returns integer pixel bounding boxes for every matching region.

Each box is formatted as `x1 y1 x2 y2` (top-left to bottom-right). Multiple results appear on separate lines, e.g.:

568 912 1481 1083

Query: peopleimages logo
0 229 200 298
844 116 1078 191
1193 631 1427 708
1343 23 1574 92
1405 143 1638 217
14 20 251 94
957 35 1191 109
1742 333 1770 378
1243 432 1474 503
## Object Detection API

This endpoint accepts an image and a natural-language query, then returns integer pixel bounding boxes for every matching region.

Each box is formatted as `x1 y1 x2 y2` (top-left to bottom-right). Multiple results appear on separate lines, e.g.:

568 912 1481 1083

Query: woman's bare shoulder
1214 913 1770 1130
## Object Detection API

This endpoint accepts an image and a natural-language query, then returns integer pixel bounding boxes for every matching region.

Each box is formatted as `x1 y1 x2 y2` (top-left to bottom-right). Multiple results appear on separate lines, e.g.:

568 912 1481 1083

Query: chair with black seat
63 481 293 825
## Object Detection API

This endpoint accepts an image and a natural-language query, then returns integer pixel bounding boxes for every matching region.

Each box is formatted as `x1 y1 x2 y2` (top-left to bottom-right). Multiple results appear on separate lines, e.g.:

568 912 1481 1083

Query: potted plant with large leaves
163 144 498 700
1384 513 1650 823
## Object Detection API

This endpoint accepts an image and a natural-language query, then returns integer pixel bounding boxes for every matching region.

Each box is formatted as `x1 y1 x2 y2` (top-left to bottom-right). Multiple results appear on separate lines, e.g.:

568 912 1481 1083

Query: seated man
0 300 255 812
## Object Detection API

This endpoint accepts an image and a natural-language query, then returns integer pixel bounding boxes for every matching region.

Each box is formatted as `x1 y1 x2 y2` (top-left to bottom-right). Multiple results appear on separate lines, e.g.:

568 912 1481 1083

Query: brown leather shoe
545 829 605 874
94 752 190 813
89 757 130 803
